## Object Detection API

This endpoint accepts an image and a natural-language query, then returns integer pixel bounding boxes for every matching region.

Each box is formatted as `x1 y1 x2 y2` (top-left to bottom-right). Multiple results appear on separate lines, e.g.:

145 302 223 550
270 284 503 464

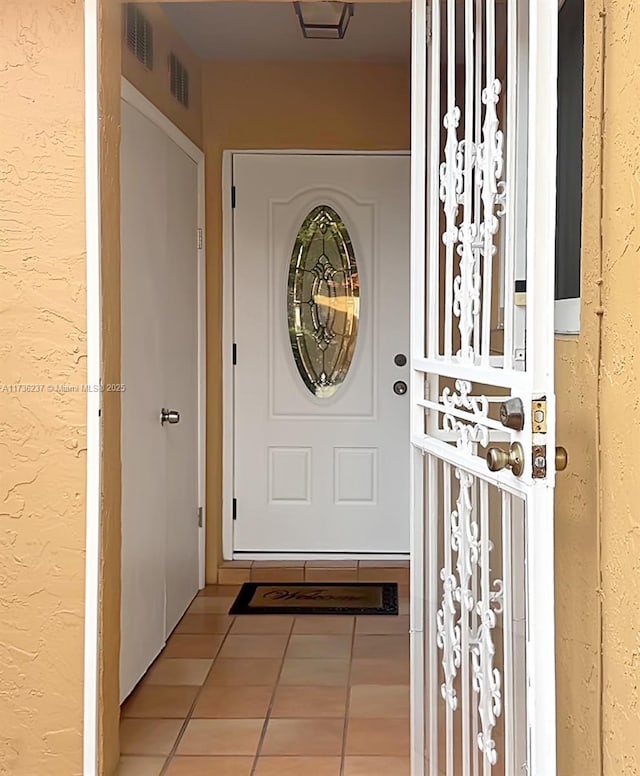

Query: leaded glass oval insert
288 205 360 398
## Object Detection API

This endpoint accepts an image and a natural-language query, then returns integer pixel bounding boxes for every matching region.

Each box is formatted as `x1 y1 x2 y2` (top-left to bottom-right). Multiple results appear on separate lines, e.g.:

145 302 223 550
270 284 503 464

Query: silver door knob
161 408 180 425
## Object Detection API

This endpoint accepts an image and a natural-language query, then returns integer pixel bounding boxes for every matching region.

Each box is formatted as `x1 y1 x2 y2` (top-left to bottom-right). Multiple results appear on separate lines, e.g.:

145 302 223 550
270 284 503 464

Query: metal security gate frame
410 2 559 775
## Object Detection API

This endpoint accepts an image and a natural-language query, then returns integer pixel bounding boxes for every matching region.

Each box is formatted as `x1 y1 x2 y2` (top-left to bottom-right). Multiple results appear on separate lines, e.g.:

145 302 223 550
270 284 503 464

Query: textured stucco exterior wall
0 2 86 774
554 2 603 773
599 2 640 773
202 61 411 580
556 2 640 773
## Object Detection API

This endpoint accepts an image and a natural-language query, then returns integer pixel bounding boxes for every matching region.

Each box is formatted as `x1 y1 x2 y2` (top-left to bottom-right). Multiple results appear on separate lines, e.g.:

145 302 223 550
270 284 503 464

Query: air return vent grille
169 53 190 108
124 4 154 69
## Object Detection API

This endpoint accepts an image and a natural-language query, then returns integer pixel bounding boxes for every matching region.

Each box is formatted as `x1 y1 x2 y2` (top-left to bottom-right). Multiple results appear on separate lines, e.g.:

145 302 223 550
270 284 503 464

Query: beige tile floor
118 575 410 776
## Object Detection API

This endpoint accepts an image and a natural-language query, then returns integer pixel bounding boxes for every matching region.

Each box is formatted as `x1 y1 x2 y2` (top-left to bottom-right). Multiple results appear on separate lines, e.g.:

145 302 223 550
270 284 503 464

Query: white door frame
120 78 207 589
222 149 411 562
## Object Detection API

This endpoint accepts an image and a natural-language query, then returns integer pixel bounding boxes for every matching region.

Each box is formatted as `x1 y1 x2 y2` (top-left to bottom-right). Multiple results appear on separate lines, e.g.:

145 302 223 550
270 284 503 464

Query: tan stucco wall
599 2 640 773
201 60 411 580
0 2 87 774
556 2 640 774
554 2 603 773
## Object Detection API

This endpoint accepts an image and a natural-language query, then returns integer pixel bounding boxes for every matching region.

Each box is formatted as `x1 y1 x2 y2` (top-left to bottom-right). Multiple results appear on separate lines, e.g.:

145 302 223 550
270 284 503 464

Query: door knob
555 446 568 471
486 442 524 477
393 380 408 396
161 408 180 425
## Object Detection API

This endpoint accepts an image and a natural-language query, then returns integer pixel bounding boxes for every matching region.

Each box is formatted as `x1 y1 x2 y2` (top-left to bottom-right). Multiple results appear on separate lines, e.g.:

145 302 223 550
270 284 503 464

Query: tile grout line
339 615 358 776
249 616 296 776
158 604 237 775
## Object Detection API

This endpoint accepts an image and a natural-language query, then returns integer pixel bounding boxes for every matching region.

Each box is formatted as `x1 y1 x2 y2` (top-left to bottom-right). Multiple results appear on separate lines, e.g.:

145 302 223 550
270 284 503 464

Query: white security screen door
233 153 411 554
410 2 559 775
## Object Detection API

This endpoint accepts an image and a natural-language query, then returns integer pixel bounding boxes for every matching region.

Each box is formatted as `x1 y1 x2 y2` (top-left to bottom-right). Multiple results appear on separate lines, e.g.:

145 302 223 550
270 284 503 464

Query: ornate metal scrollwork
438 78 506 363
436 467 504 769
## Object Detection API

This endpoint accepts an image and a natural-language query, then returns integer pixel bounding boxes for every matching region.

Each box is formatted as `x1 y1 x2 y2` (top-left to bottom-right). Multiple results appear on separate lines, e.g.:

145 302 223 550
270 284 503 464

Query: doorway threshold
218 558 410 586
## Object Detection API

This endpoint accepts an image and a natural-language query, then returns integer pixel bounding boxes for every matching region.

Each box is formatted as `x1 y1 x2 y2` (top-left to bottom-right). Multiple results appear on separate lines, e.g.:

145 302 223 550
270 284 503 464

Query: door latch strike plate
532 445 546 479
532 398 547 433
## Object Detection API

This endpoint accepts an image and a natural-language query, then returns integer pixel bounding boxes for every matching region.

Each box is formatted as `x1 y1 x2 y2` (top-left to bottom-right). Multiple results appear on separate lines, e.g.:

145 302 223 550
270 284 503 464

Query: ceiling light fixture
293 2 354 40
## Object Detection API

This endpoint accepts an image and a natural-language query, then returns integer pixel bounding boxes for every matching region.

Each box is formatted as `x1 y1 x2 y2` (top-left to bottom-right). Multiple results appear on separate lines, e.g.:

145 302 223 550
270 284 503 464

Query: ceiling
162 2 412 62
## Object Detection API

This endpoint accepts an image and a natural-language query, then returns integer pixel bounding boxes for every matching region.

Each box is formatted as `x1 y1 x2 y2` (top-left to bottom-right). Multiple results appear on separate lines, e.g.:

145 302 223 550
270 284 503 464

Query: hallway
118 563 411 776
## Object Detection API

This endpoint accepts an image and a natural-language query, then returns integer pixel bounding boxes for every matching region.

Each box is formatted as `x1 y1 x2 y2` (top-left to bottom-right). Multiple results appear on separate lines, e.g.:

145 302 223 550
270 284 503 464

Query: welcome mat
229 582 398 616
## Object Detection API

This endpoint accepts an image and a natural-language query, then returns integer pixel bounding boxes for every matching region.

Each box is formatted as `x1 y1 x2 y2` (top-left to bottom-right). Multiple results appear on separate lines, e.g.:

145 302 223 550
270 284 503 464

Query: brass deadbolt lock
486 442 525 477
555 446 568 472
499 397 525 431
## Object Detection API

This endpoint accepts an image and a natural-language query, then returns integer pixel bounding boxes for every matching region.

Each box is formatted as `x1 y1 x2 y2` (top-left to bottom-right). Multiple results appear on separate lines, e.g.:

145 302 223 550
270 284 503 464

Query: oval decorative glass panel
288 205 360 398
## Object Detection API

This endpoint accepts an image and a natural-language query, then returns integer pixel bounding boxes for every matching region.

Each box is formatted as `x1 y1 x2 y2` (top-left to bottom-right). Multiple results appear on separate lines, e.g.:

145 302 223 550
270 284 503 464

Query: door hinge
197 227 204 250
232 343 237 365
231 185 236 209
426 2 432 44
197 506 203 527
232 498 237 520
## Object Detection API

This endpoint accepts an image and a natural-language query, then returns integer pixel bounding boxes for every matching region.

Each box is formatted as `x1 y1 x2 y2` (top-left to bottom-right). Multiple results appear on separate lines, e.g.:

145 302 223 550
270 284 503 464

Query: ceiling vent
169 53 190 109
124 4 154 70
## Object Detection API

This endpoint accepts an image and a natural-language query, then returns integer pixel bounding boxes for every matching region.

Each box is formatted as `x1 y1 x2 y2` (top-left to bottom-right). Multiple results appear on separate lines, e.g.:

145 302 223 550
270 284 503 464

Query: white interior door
410 2 559 775
164 136 200 634
233 153 410 554
120 94 200 701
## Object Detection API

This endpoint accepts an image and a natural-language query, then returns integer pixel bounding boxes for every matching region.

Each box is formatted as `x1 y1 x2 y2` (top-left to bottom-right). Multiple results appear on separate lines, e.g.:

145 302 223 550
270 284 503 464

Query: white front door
410 2 559 775
232 153 410 554
120 91 200 701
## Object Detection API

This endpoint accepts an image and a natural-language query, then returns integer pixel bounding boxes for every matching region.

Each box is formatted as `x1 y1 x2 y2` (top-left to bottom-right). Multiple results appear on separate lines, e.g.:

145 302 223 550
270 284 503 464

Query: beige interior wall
0 2 87 774
99 3 123 774
599 1 640 773
202 60 411 580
